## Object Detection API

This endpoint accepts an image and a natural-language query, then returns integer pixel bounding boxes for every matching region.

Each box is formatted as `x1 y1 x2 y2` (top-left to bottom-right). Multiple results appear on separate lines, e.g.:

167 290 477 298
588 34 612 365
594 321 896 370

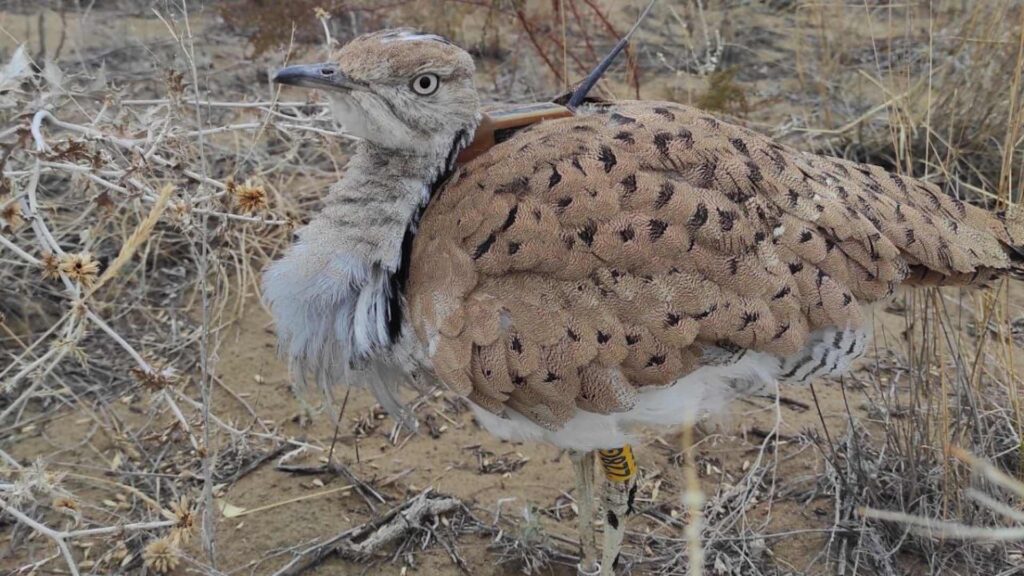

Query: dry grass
790 1 1024 203
1 1 1023 575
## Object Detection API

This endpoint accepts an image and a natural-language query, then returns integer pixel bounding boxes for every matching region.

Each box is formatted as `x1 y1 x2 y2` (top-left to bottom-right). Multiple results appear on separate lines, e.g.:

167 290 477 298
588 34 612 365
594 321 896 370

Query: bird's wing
407 101 1022 429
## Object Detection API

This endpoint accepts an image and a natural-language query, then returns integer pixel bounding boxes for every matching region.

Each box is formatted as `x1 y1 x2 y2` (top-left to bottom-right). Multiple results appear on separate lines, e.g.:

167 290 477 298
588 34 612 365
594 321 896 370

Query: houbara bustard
263 29 1024 575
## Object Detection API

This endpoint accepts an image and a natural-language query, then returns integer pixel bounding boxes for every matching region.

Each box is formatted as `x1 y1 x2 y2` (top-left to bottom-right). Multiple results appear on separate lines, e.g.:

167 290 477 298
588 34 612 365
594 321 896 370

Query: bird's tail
901 202 1024 288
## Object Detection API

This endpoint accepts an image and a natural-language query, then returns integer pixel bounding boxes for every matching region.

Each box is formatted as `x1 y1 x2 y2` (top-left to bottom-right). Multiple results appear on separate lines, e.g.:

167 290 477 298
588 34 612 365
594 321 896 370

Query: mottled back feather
407 101 1024 429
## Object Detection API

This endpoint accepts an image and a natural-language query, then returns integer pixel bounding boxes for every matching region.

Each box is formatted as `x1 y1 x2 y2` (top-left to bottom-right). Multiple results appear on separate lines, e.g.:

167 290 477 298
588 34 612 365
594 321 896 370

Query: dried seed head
143 538 179 574
51 495 77 511
314 7 331 20
94 190 116 211
232 178 268 214
168 496 196 545
59 252 100 287
169 200 192 224
1 200 24 232
166 70 187 99
130 365 177 390
40 252 61 281
52 496 82 524
30 460 66 493
10 460 69 505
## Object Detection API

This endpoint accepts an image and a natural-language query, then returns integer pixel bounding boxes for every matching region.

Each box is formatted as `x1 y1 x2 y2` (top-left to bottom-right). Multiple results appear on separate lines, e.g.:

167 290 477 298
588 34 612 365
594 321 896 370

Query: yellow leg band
597 445 637 483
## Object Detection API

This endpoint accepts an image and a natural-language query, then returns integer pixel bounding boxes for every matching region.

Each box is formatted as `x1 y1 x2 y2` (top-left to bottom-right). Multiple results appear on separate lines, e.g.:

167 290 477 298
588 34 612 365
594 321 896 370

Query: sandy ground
4 290 918 574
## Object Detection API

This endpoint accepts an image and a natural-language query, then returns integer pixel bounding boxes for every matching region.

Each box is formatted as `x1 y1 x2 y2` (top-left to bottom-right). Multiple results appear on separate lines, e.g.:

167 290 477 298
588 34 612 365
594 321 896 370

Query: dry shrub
814 2 1024 203
822 289 1024 573
0 8 339 571
696 67 748 116
775 1 1024 571
0 56 305 401
218 0 375 55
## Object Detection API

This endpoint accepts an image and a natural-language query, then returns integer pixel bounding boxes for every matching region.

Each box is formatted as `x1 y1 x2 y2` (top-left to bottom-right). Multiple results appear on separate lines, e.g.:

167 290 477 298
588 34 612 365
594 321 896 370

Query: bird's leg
570 450 600 575
597 445 638 575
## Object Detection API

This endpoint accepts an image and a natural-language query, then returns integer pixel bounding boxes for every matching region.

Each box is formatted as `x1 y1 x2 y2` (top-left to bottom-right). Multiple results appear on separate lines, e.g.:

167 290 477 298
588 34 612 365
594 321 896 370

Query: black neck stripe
385 128 469 342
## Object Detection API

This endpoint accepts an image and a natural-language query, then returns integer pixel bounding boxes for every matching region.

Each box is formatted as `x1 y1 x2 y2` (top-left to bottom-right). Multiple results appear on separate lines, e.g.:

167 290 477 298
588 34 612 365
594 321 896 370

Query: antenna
566 0 659 110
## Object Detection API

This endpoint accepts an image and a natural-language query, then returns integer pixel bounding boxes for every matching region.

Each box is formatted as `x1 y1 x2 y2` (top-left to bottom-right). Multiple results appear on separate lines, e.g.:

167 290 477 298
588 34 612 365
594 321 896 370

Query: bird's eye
411 73 439 96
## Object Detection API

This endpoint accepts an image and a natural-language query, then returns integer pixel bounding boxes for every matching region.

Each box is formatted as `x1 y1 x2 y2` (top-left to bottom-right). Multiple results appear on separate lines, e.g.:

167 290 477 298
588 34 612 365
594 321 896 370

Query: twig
0 498 80 576
222 483 355 519
271 490 461 576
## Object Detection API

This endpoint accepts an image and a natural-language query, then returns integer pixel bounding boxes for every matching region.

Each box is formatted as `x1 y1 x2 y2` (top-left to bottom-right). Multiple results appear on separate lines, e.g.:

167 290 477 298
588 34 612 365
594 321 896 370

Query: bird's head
274 29 479 156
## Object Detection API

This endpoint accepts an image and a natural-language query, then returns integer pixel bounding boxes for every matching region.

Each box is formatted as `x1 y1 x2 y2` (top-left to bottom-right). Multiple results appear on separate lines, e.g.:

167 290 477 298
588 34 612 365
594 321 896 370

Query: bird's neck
263 126 474 419
316 134 468 270
269 130 473 370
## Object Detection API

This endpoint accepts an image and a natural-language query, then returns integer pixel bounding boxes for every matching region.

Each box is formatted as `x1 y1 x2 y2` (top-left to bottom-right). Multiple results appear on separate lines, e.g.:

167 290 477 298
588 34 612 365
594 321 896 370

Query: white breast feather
262 241 392 384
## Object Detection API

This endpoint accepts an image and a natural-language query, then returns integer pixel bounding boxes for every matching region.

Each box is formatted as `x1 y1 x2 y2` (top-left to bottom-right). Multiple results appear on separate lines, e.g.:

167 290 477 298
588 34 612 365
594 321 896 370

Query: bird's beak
272 63 368 92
